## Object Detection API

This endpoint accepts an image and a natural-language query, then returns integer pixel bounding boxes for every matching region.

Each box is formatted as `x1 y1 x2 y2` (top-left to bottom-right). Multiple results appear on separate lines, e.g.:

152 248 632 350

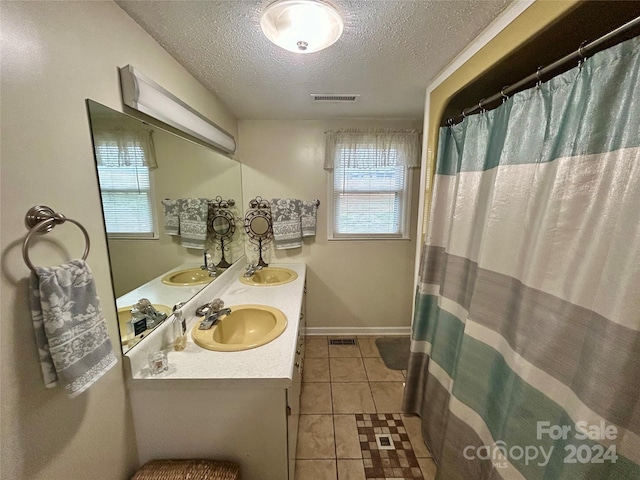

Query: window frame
327 156 413 242
95 149 159 241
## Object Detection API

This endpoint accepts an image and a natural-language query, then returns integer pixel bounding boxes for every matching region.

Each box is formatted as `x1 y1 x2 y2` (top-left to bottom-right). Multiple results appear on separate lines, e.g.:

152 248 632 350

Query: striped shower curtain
403 36 640 479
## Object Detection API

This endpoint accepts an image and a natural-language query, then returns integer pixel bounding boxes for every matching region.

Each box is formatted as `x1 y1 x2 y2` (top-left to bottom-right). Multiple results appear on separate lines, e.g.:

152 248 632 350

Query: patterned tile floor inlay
356 413 424 480
296 336 437 479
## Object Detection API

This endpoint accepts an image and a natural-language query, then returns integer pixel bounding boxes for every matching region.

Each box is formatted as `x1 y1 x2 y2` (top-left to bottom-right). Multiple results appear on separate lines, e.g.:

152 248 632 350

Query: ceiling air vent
311 94 360 103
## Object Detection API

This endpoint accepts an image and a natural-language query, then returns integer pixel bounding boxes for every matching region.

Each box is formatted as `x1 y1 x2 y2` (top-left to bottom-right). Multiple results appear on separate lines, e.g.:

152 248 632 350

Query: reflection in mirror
212 216 231 235
250 217 270 236
244 197 274 267
86 100 243 352
208 197 236 269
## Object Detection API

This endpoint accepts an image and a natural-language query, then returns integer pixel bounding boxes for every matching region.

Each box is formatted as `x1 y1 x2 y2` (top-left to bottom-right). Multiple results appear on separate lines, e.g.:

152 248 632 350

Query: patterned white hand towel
161 199 180 236
178 198 209 249
29 259 117 397
270 198 303 249
300 200 317 237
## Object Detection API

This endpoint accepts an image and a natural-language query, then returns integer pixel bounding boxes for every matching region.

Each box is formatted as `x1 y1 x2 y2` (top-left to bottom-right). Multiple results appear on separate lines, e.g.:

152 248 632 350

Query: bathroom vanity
124 260 306 480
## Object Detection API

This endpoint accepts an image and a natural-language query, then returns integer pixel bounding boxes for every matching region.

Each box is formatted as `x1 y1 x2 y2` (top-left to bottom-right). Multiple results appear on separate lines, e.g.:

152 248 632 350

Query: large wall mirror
86 100 243 352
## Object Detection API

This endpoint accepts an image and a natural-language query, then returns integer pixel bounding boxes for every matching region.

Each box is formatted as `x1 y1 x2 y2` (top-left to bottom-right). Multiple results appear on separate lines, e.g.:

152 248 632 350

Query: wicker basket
132 459 240 480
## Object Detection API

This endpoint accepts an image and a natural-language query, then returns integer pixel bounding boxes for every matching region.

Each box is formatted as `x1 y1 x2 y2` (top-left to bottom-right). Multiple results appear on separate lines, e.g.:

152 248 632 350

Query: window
325 129 420 240
331 149 409 237
93 128 158 238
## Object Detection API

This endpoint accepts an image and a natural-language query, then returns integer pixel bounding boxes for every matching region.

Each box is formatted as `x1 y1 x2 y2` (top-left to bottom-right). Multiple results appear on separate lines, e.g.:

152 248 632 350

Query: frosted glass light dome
261 0 344 54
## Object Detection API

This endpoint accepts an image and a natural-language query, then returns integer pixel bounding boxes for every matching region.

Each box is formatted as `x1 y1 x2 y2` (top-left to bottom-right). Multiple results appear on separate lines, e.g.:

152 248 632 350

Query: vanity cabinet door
286 304 306 479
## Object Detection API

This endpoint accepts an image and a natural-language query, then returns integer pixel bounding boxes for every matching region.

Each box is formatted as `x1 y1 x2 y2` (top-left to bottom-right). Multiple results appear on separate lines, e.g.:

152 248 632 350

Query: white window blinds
94 129 157 238
325 129 420 240
333 149 407 236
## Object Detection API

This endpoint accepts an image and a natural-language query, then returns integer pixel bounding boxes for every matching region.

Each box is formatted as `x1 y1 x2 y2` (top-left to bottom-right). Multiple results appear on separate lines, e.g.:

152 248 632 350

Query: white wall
239 119 421 331
0 2 237 479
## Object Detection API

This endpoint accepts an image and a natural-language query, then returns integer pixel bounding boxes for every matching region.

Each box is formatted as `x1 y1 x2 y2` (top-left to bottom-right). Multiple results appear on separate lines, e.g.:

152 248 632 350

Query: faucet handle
245 261 263 274
210 298 224 311
196 303 212 317
134 298 152 311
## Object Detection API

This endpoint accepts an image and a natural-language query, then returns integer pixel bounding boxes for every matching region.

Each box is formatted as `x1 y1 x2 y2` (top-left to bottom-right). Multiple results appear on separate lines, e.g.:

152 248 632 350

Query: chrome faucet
244 261 263 277
201 250 218 277
197 298 231 330
133 298 167 329
198 308 231 330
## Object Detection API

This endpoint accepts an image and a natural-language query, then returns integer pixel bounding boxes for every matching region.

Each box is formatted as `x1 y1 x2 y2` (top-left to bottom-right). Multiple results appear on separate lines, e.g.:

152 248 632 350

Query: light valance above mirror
119 65 236 155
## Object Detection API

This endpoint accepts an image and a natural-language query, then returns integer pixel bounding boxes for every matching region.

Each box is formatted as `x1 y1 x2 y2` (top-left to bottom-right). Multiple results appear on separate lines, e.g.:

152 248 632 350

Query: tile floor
296 336 437 480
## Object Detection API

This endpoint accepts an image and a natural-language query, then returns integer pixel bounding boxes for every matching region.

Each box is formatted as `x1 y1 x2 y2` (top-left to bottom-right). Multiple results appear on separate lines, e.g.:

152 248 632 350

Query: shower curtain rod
447 14 640 125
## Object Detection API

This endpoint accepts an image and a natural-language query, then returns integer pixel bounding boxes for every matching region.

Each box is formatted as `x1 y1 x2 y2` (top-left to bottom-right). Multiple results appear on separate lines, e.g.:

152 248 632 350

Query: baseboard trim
305 326 411 336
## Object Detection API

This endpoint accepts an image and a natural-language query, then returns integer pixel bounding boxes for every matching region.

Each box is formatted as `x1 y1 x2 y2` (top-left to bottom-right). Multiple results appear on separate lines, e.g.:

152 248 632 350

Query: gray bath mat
375 336 411 371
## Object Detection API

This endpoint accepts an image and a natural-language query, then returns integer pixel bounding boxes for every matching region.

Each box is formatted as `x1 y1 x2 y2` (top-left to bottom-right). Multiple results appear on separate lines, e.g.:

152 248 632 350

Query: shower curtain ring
478 98 486 115
577 40 589 69
536 66 544 88
501 86 509 103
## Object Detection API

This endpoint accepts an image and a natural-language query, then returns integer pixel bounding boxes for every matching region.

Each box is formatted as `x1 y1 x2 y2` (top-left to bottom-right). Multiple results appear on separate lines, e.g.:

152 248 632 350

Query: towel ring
23 205 90 273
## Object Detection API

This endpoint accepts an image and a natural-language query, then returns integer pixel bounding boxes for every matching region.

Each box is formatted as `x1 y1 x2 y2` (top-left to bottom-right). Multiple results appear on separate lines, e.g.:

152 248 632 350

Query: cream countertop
124 260 306 389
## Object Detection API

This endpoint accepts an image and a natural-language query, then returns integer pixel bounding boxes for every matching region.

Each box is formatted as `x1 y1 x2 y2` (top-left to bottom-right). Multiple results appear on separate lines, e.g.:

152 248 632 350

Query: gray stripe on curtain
419 245 640 434
405 355 499 479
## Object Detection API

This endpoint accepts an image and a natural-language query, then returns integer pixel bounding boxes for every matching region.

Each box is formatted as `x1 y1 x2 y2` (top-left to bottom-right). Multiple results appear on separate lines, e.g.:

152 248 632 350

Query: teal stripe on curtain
412 292 439 342
412 293 465 378
436 36 640 175
434 126 460 176
454 337 640 479
404 35 640 480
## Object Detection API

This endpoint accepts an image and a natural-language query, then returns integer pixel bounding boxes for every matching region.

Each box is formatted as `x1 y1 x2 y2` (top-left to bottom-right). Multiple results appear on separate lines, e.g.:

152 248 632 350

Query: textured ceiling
116 0 513 120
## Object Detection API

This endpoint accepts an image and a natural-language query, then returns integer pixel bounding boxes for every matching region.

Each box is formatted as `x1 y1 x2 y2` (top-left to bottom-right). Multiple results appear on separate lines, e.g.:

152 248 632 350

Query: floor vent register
328 338 357 346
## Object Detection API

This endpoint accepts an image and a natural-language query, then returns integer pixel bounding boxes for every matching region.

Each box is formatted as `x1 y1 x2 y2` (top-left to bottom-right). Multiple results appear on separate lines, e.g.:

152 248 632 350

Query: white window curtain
325 129 421 239
93 128 158 237
324 129 421 170
94 127 157 168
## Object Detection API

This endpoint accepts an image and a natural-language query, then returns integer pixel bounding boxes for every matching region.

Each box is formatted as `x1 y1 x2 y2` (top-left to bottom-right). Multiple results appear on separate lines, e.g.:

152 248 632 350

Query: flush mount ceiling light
260 0 344 54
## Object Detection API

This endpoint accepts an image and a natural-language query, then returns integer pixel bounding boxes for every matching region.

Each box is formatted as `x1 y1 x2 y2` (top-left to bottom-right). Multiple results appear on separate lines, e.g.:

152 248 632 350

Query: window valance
94 127 157 169
324 129 421 170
